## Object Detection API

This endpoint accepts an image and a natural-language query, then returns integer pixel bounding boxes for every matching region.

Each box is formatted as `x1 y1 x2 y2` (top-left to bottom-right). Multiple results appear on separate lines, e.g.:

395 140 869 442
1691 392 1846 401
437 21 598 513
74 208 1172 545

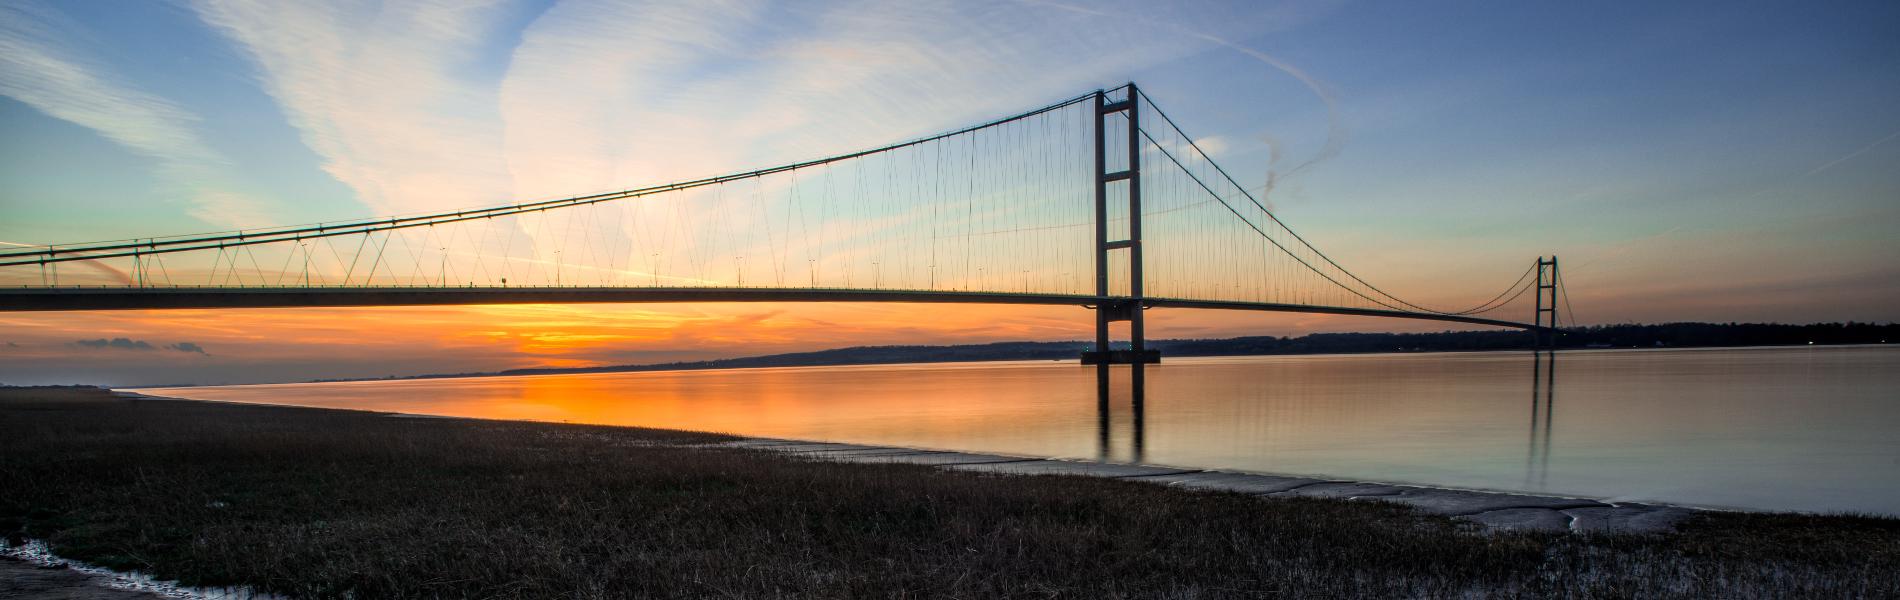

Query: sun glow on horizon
2 1 1896 385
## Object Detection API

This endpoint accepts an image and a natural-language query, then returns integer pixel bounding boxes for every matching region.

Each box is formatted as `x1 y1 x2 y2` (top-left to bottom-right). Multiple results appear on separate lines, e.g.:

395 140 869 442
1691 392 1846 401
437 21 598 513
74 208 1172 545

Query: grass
2 387 1896 598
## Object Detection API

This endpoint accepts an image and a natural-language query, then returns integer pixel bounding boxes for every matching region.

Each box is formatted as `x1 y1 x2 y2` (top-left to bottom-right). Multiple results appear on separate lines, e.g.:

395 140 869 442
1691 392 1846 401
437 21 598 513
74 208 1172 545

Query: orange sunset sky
3 1 1897 385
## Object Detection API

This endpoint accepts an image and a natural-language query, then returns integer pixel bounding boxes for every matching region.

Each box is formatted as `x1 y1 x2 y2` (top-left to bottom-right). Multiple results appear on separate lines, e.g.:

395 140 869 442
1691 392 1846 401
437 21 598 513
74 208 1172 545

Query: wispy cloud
486 0 1264 275
0 1 274 230
190 0 1285 221
191 0 520 216
1193 136 1231 158
1026 0 1345 205
1175 28 1345 204
497 0 769 198
178 0 1283 289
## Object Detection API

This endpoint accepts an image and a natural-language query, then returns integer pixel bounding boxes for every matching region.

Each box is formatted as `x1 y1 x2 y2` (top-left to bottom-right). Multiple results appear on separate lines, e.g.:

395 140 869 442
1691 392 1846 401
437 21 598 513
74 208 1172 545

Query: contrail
1025 1 1346 204
1805 127 1900 177
1 240 133 285
1166 28 1346 201
1738 125 1900 203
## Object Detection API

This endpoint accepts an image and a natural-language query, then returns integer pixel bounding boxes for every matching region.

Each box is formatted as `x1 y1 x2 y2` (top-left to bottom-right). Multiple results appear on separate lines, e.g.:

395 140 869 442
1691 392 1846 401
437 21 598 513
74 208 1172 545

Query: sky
1 0 1897 385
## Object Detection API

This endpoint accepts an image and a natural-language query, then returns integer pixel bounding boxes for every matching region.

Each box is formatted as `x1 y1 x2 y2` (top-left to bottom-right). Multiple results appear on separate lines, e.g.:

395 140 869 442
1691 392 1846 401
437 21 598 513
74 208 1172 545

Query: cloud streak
1178 28 1346 202
1025 0 1346 205
495 0 1212 199
71 337 208 354
187 0 1280 223
1804 127 1900 177
192 0 520 216
0 0 273 229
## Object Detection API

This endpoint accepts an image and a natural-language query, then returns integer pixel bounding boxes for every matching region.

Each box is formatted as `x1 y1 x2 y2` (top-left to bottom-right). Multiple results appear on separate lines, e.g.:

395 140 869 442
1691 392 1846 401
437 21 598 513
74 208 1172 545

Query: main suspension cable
1136 86 1535 317
2 91 1098 266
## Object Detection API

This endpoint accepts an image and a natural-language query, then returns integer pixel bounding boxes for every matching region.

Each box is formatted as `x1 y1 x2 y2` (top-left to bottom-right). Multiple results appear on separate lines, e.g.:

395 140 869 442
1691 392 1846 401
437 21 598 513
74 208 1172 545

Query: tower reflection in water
1526 350 1556 490
1094 352 1559 478
1095 362 1146 464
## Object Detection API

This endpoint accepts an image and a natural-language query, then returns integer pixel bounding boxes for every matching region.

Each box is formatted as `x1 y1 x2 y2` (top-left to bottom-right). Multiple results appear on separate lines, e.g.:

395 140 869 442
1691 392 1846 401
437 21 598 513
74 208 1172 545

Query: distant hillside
334 321 1897 382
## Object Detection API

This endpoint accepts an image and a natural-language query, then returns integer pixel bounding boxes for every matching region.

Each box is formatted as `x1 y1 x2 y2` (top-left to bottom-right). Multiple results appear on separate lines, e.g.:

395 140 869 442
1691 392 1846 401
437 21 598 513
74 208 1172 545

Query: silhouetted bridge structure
0 84 1571 362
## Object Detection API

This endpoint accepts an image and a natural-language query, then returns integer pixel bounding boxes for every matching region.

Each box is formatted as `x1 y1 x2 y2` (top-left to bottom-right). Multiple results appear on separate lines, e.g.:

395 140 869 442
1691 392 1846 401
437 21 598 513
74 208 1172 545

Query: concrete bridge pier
1082 83 1161 368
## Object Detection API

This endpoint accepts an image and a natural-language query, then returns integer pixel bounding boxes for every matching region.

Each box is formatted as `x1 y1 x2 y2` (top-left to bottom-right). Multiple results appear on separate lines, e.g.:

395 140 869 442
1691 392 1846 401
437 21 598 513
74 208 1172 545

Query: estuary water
140 345 1900 515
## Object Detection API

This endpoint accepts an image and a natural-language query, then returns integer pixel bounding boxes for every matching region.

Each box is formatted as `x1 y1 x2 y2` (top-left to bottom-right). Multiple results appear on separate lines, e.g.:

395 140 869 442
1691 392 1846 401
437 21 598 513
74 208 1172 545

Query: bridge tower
1534 256 1560 349
1082 83 1159 366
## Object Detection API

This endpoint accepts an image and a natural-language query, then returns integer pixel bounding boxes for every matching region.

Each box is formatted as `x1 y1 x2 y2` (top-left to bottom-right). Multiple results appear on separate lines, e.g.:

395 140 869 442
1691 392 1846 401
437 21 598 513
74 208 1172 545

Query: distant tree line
1161 322 1899 355
1554 322 1898 348
369 322 1895 381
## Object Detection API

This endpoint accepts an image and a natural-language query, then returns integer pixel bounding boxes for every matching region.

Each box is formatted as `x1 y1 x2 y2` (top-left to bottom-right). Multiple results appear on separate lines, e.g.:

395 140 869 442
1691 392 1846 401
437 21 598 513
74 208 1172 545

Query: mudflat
0 556 161 599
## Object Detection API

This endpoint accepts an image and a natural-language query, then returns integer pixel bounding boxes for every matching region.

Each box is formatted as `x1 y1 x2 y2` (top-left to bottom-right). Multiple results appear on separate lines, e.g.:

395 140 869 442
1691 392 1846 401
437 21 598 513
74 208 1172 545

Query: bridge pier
1083 83 1159 366
1079 350 1161 365
1533 256 1560 349
1081 300 1159 364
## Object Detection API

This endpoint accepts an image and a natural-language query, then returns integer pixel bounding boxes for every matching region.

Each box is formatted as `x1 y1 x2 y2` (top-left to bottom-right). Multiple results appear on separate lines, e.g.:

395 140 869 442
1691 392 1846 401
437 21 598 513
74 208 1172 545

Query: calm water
140 346 1900 515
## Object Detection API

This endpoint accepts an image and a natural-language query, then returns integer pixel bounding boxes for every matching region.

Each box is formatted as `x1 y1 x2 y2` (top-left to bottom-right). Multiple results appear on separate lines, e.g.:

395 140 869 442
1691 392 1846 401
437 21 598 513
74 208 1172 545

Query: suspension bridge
0 83 1572 362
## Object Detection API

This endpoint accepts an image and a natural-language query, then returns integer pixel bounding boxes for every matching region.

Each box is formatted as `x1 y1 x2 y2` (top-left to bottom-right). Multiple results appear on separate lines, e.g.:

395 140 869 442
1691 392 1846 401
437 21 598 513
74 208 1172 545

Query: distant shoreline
329 322 1900 383
114 321 1894 388
127 341 1896 390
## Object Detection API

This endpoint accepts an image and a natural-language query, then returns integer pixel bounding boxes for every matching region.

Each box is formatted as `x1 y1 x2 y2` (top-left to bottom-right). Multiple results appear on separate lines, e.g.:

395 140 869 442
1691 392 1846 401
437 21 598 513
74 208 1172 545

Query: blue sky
1 0 1897 384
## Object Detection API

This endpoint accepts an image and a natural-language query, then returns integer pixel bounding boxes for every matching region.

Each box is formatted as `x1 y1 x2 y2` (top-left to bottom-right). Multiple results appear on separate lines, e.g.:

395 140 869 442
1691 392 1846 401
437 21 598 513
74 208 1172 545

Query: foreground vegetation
3 387 1896 598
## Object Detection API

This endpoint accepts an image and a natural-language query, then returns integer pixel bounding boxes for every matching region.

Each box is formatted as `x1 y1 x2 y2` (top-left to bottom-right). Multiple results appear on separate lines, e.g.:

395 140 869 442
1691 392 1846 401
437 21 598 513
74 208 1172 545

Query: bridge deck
0 287 1546 331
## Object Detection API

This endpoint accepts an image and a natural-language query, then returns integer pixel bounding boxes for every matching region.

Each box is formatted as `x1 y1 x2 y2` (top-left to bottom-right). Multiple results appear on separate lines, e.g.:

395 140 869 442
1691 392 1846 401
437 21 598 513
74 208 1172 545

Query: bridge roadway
0 286 1546 331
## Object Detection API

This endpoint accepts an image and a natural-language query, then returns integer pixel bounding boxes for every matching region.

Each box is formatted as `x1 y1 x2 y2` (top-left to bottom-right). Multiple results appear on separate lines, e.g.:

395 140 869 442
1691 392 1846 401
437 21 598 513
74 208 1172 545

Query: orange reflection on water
145 348 1900 515
148 361 1118 460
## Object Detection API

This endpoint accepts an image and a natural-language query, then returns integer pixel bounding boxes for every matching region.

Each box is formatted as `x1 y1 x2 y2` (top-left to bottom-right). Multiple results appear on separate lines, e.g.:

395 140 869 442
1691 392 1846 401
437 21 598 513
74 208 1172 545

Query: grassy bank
3 387 1896 598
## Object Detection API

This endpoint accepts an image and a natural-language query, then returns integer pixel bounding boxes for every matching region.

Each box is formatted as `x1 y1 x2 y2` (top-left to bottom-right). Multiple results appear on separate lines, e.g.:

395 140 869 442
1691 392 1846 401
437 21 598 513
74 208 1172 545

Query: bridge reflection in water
134 348 1900 514
1526 351 1556 490
1094 352 1558 483
1095 362 1147 464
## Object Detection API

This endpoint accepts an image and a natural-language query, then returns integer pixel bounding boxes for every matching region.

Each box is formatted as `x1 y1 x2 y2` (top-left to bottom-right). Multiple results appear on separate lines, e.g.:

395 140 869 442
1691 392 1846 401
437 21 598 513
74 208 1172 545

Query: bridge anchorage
0 82 1573 371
